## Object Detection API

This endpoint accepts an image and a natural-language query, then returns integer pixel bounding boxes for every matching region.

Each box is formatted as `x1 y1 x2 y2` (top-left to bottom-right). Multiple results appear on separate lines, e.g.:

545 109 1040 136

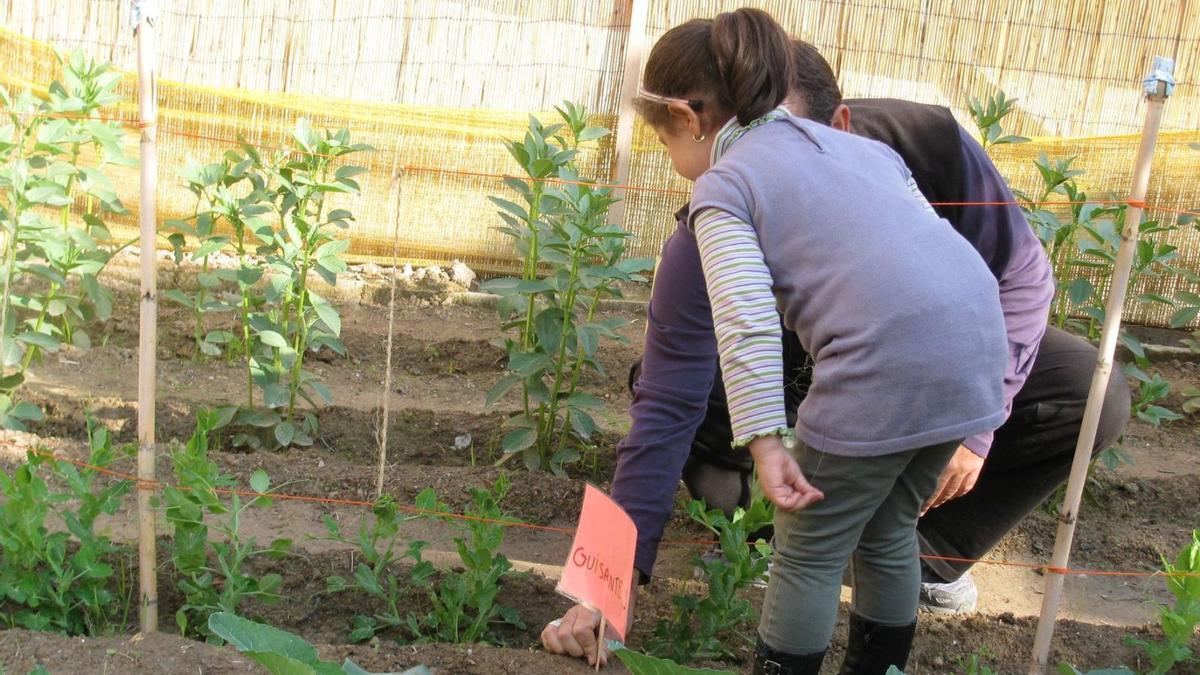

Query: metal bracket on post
130 0 160 34
1142 56 1176 99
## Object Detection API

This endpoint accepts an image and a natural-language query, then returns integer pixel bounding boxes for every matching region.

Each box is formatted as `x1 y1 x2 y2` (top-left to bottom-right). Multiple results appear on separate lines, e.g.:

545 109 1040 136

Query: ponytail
710 9 793 125
639 8 793 129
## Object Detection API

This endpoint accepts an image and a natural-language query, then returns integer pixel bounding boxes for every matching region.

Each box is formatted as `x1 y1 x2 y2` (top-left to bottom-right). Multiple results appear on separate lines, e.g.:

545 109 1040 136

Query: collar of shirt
709 105 792 165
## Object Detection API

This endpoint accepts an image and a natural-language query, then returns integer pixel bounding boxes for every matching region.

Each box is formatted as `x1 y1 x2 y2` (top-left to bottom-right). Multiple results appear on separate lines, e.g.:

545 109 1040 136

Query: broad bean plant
0 52 134 429
484 102 652 475
166 119 370 448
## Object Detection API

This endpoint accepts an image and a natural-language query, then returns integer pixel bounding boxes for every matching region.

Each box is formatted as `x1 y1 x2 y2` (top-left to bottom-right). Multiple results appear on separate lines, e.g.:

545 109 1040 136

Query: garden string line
19 446 1200 581
4 107 1199 219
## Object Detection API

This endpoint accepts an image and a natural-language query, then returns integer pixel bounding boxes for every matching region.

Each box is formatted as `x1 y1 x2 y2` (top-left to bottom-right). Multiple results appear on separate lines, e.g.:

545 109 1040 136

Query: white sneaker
918 571 978 615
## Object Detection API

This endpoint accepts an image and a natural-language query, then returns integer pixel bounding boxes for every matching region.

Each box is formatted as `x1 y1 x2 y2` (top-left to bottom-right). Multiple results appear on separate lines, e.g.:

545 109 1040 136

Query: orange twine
19 447 1200 579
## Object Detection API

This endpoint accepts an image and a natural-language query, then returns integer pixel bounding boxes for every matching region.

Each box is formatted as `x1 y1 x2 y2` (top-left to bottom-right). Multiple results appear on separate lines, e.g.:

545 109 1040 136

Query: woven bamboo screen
2 0 1199 327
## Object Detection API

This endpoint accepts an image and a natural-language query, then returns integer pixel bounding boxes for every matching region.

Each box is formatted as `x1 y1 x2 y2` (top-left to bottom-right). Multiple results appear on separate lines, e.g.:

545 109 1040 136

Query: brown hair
790 40 843 125
637 8 794 129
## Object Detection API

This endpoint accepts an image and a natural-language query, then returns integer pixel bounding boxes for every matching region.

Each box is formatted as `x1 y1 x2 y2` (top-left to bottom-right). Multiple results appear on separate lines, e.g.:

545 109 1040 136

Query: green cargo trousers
759 439 959 653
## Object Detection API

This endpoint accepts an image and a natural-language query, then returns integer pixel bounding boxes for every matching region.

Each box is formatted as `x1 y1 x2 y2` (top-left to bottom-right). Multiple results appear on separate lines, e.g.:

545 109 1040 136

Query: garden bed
2 276 1199 674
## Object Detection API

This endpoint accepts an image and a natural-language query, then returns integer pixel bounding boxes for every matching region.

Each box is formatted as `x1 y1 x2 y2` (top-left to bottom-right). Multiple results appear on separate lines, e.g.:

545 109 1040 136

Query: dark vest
675 99 1011 278
847 98 1010 279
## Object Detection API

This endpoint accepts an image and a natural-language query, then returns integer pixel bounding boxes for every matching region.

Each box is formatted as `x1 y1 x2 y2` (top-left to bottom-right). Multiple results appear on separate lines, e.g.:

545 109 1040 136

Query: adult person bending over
541 40 1131 667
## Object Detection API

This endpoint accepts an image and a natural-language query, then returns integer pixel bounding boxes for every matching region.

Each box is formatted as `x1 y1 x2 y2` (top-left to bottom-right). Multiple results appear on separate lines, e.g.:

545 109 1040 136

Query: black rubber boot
838 614 917 675
752 637 827 675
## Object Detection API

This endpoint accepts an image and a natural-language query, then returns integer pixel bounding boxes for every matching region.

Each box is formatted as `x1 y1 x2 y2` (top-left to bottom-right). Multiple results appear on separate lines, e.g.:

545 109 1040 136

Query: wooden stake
607 0 649 229
376 171 404 498
133 0 160 635
595 613 606 671
1027 57 1174 674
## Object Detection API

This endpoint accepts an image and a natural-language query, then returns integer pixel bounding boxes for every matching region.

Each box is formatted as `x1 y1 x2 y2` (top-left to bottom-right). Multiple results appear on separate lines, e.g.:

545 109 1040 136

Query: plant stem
286 249 311 423
234 222 254 407
285 162 328 423
544 252 581 464
519 181 544 421
0 193 22 389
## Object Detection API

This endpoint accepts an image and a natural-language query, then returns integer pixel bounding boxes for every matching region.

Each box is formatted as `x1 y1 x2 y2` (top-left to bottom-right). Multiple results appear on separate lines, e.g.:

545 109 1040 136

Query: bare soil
2 273 1199 674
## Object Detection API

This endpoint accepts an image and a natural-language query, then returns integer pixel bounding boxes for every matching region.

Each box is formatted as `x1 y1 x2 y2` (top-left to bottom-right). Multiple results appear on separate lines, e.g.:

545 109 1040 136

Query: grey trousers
759 439 959 654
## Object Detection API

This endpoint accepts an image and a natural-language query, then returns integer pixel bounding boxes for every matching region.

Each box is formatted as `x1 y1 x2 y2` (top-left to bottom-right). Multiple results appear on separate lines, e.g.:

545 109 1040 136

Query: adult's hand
541 603 619 667
749 436 824 512
921 445 985 515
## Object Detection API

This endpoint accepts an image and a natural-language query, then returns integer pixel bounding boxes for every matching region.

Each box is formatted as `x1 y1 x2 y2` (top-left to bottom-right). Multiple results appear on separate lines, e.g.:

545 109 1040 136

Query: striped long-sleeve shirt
693 206 790 446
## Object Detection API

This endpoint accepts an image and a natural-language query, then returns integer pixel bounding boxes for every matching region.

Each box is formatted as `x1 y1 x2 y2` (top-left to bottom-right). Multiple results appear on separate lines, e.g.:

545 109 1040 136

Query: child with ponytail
635 9 1007 674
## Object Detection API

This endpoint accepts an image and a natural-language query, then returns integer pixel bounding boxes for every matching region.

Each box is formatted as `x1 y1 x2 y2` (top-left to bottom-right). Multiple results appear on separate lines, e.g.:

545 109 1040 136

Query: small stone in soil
454 433 472 451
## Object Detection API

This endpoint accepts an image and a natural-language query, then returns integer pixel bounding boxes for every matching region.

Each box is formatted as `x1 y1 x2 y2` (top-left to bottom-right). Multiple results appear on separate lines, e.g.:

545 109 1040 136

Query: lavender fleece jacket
612 121 1055 578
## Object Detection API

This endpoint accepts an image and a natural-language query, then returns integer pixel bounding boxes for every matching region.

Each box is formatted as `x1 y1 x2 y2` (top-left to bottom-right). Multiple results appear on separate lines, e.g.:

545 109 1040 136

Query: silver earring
692 133 706 142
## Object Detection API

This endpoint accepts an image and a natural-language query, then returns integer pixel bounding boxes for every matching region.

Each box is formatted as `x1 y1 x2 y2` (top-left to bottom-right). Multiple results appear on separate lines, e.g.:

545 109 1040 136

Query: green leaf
274 422 295 447
612 646 734 674
485 373 523 407
313 300 341 337
15 331 60 352
0 372 25 391
314 238 350 259
243 651 321 675
334 165 368 180
9 402 43 421
208 612 320 664
577 127 611 143
1169 306 1198 329
259 330 289 348
250 469 270 494
500 427 536 455
205 330 236 344
566 392 603 410
488 196 529 221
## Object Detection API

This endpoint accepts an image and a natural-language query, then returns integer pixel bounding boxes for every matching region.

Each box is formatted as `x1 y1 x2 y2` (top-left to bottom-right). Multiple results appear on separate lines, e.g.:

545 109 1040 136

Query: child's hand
748 436 824 512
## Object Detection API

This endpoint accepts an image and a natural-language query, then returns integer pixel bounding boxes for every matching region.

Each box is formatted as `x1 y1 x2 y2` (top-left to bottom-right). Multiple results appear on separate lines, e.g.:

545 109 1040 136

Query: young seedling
647 497 774 664
164 408 294 641
406 475 525 644
1126 531 1200 674
322 495 429 642
0 414 133 635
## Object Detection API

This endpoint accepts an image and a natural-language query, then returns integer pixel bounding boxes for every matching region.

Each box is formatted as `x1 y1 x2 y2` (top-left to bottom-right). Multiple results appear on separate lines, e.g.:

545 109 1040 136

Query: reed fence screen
3 0 1199 326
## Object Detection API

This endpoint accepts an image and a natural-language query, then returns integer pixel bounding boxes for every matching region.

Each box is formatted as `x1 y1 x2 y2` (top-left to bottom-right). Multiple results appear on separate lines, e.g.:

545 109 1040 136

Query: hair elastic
637 87 704 110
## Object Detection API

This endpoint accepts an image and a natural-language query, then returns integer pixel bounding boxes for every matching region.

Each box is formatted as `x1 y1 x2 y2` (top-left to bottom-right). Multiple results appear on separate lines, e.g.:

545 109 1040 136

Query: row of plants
163 121 369 450
0 408 527 650
0 51 365 448
3 415 1196 673
968 91 1200 472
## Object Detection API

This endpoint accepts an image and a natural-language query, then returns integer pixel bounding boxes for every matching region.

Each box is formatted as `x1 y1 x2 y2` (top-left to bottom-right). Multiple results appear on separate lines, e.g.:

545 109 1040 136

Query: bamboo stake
607 0 649 229
1027 56 1175 674
133 0 160 635
595 613 606 671
376 170 405 498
